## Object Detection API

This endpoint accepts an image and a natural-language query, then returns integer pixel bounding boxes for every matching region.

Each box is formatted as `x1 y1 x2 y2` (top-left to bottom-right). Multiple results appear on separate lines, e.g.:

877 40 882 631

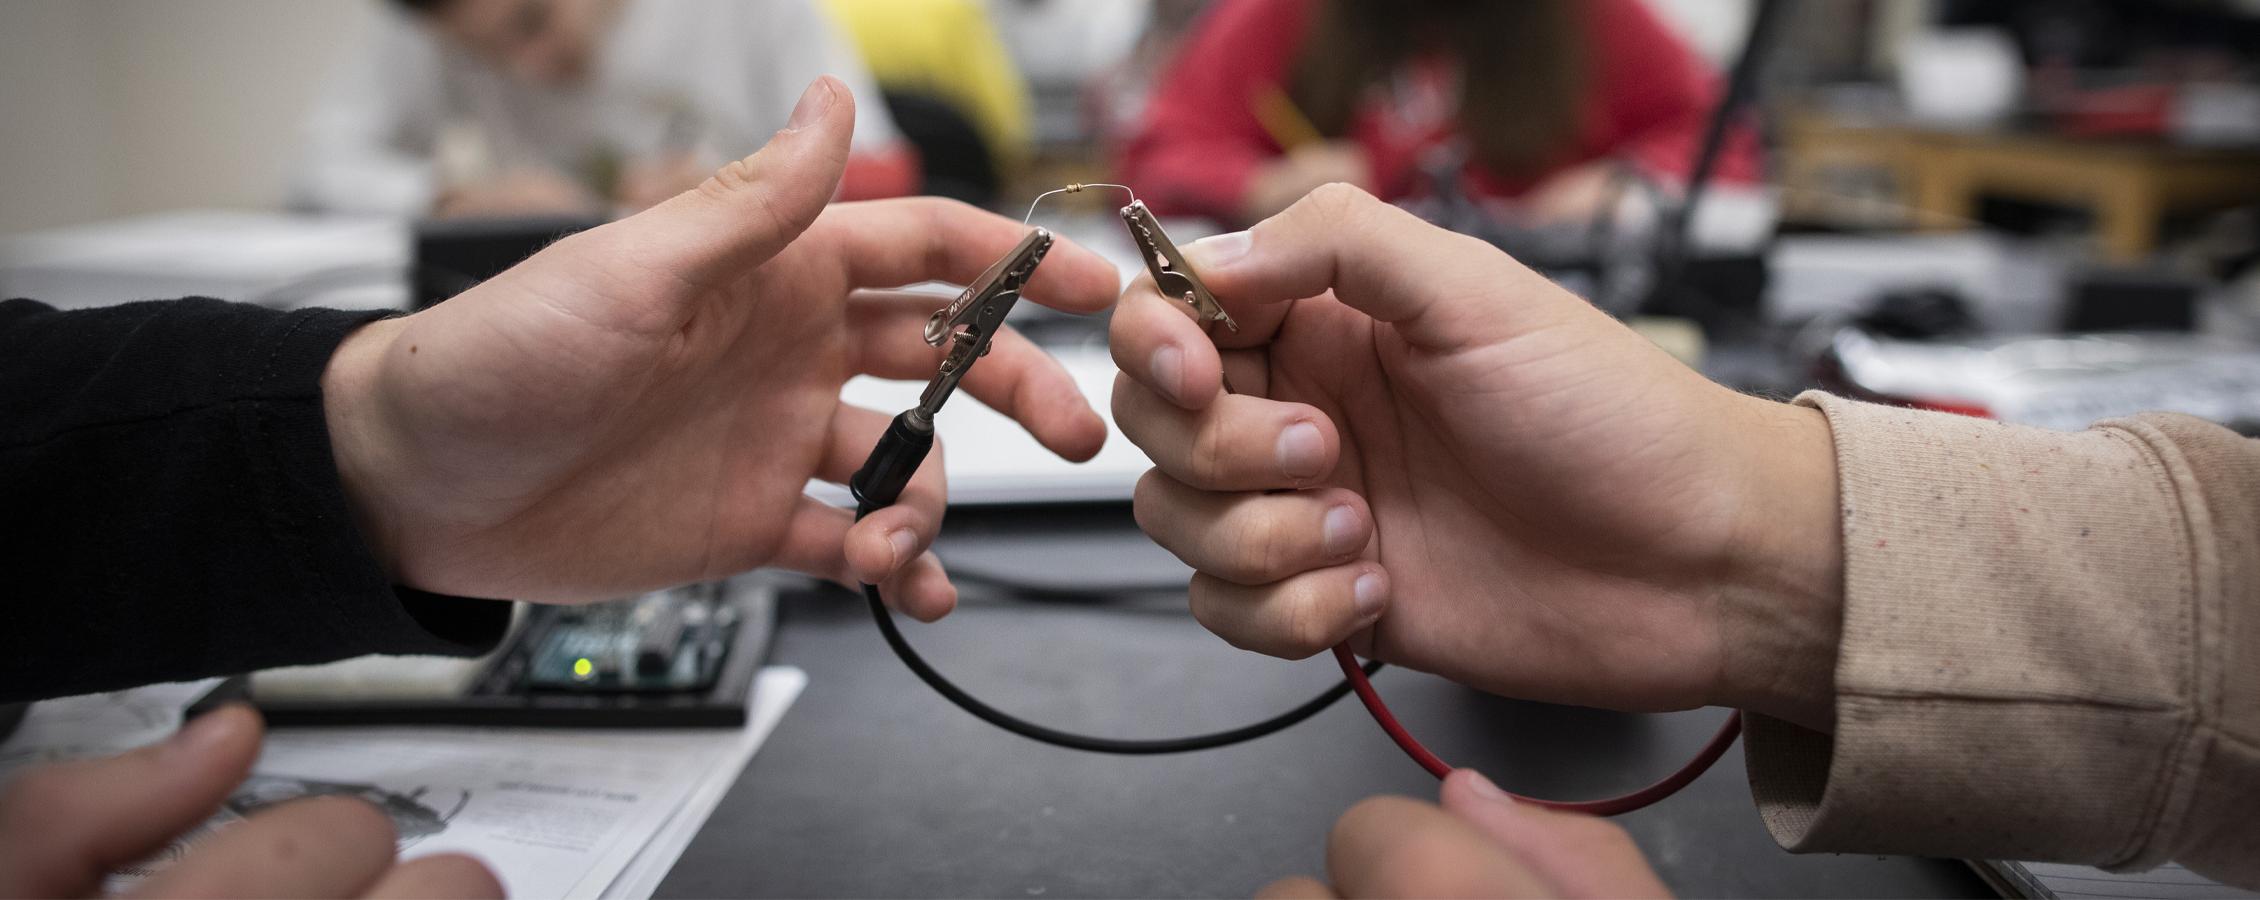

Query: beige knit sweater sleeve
1742 393 2260 887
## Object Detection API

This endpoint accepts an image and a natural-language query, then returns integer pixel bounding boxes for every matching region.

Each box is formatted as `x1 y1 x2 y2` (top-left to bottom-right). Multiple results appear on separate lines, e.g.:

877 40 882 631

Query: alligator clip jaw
1120 200 1238 335
914 227 1052 421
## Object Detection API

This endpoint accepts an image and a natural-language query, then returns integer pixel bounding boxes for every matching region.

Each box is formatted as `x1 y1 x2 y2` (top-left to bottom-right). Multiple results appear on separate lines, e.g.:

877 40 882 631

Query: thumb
621 75 855 287
1180 183 1582 354
1439 770 1673 898
0 704 264 897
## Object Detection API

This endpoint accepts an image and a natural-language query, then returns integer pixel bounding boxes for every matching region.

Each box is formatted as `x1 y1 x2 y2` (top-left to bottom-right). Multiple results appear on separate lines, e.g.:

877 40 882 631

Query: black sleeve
0 297 511 704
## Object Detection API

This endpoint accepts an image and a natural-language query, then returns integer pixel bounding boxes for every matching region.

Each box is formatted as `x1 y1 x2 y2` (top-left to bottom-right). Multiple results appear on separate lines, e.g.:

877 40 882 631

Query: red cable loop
1330 644 1744 816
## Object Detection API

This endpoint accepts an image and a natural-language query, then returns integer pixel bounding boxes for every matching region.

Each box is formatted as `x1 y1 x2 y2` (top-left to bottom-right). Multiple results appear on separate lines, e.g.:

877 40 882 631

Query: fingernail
170 707 243 757
1322 505 1361 558
1276 421 1325 479
1150 344 1185 404
1352 571 1386 620
887 529 916 569
1184 231 1251 270
1460 769 1513 802
786 78 835 131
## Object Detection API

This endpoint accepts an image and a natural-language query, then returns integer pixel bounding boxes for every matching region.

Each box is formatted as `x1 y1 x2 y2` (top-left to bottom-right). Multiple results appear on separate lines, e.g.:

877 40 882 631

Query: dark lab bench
656 504 1991 898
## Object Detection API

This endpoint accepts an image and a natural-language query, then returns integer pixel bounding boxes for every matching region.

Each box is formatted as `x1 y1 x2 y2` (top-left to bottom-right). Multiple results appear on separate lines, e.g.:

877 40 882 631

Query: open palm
324 78 1117 618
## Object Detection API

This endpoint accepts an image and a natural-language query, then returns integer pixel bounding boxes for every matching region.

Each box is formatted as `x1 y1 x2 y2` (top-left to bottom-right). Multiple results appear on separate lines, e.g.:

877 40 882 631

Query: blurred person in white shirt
295 0 919 218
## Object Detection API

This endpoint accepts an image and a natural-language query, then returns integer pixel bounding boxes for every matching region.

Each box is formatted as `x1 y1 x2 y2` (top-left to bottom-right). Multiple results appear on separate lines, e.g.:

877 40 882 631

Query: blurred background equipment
202 576 778 728
823 0 1033 206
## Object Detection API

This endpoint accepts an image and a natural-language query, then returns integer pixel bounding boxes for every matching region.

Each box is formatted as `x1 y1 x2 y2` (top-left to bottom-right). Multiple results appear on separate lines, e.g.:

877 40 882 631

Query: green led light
572 657 594 679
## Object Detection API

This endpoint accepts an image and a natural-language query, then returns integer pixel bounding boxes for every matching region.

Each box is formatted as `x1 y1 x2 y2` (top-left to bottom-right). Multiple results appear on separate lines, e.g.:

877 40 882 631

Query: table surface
654 505 1993 899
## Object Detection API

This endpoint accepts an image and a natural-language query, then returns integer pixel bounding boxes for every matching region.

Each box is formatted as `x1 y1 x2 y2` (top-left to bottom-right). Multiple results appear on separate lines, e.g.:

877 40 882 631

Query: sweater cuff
252 307 511 658
1745 392 2200 867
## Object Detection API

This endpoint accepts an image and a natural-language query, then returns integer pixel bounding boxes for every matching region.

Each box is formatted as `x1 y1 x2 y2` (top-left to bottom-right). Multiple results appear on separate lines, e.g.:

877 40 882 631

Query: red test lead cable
1330 643 1744 813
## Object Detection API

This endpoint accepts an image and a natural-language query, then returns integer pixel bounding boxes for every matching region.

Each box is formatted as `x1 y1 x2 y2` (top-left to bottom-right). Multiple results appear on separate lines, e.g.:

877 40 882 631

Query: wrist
320 317 408 582
1711 396 1845 731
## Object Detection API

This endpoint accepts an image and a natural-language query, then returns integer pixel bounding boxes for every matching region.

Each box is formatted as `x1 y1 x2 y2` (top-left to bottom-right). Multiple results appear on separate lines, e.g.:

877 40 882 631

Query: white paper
599 667 804 899
0 679 220 774
2020 861 2258 900
0 668 805 900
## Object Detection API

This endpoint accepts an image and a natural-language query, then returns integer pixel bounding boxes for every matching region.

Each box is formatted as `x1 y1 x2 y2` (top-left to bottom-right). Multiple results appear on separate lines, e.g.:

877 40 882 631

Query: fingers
364 853 505 899
1180 183 1577 353
819 406 948 576
761 405 959 620
848 292 1105 462
624 76 854 289
126 795 399 899
1325 795 1555 899
1112 375 1338 491
807 197 1120 314
1439 771 1672 899
1188 564 1388 660
767 493 958 623
1134 473 1371 585
0 705 263 898
1108 276 1229 409
876 551 957 623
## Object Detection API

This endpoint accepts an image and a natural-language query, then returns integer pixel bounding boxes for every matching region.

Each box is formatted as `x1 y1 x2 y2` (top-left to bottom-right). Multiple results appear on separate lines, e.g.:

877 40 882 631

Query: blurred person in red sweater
1116 0 1762 227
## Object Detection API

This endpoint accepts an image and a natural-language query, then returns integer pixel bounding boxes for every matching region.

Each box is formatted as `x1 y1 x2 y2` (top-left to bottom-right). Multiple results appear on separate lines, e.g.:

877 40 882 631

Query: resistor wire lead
1023 182 1137 225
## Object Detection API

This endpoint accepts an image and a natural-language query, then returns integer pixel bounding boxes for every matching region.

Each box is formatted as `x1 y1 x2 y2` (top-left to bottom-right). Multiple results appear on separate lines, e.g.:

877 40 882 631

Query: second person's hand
1262 771 1670 899
1109 184 1843 728
0 706 501 899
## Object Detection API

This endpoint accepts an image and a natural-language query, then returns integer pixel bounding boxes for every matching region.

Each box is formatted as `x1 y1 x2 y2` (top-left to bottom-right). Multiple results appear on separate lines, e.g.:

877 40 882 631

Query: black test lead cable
845 212 1382 755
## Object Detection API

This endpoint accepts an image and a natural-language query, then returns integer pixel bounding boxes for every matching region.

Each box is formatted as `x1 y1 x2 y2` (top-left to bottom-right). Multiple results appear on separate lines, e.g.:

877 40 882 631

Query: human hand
1110 184 1842 728
323 78 1118 619
614 151 712 213
0 705 501 898
1262 771 1669 899
1242 142 1373 225
433 167 602 219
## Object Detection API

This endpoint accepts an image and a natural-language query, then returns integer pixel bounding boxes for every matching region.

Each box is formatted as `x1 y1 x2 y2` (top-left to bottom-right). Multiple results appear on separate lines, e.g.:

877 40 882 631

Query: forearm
1741 393 2260 886
0 299 506 703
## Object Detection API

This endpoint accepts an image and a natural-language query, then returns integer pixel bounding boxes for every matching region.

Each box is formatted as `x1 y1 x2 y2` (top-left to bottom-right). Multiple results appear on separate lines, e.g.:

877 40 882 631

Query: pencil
1251 84 1323 151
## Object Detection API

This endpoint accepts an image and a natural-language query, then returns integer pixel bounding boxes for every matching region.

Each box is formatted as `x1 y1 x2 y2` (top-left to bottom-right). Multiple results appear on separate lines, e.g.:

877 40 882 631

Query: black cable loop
857 504 1381 754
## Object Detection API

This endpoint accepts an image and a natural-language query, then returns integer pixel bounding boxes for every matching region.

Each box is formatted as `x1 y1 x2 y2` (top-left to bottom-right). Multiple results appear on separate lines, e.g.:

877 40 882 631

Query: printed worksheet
0 668 805 899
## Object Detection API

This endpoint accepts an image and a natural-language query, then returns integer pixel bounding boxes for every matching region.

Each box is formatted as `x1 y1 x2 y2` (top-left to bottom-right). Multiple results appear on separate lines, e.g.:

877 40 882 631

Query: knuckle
1277 583 1335 658
1304 181 1376 219
1130 472 1185 548
910 194 976 219
1130 472 1165 531
699 156 757 200
1190 417 1231 487
1231 507 1292 581
1185 577 1237 641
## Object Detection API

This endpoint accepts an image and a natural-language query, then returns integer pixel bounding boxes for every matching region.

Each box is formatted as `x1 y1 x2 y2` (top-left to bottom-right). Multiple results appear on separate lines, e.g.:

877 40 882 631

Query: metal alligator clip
1121 200 1238 336
913 227 1053 423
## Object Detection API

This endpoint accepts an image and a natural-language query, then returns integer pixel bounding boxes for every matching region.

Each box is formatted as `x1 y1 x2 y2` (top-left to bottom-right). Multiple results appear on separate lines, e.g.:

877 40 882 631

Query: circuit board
522 582 739 693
